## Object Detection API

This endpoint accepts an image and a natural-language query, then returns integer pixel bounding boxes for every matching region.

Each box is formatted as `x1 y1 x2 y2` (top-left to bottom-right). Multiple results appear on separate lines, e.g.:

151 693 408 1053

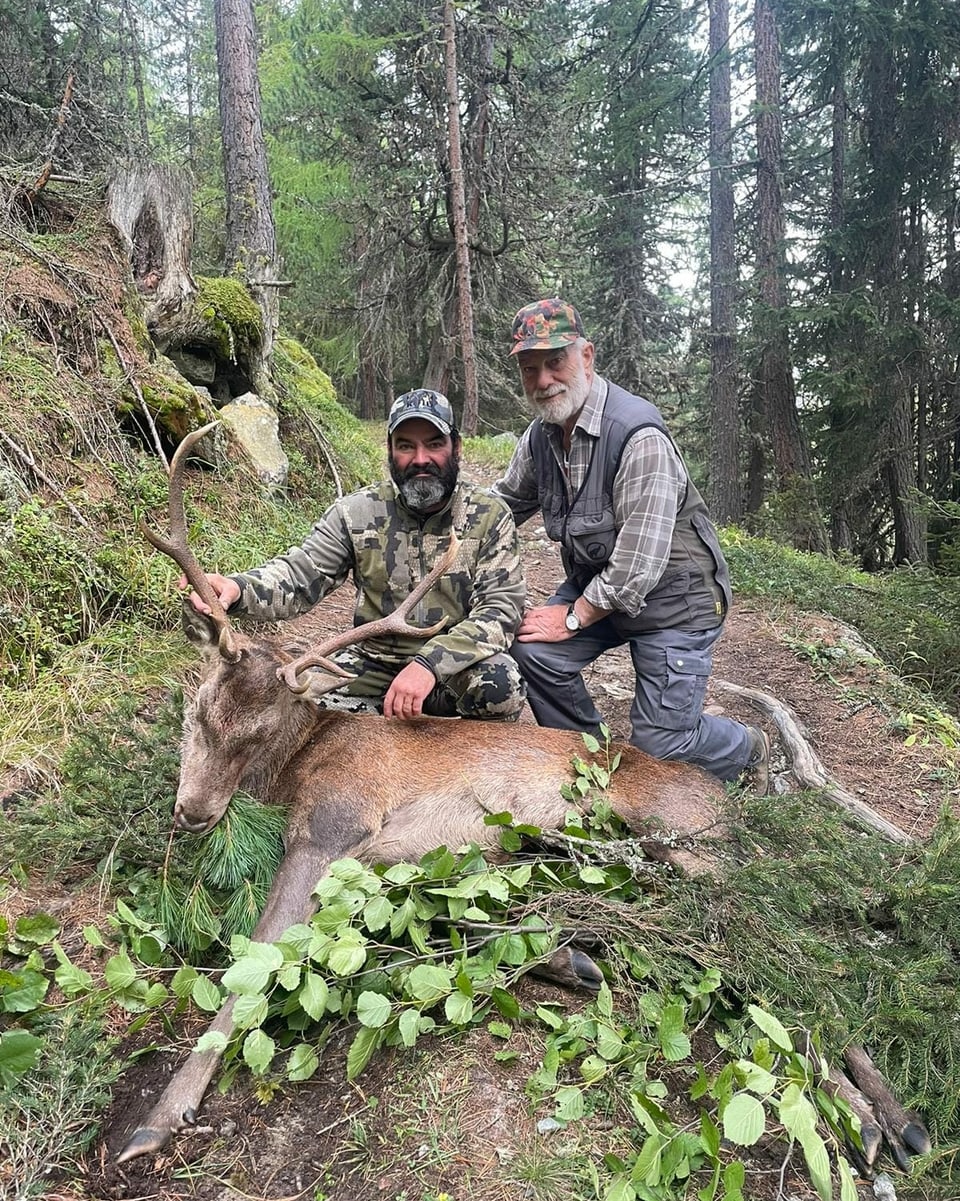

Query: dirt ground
81 468 957 1201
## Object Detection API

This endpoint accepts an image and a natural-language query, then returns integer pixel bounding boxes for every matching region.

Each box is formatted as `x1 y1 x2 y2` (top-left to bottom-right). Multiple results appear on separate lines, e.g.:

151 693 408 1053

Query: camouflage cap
509 298 586 356
387 389 455 436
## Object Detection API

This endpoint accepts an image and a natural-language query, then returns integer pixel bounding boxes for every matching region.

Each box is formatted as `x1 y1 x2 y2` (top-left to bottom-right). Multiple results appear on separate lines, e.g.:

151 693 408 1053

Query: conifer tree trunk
215 0 279 391
442 0 479 435
707 0 741 522
863 29 925 563
753 0 827 552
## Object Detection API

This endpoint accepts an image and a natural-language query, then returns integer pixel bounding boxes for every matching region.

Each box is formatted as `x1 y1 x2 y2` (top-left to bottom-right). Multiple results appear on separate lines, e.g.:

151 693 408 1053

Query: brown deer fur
116 606 725 1163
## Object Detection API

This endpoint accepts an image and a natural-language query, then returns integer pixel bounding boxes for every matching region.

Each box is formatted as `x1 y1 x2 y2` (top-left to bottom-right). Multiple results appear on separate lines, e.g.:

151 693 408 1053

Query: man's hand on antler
178 571 241 615
383 661 436 719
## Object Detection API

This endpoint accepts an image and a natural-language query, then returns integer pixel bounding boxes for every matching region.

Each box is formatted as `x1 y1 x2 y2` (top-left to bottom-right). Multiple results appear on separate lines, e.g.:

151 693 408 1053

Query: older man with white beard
493 298 770 789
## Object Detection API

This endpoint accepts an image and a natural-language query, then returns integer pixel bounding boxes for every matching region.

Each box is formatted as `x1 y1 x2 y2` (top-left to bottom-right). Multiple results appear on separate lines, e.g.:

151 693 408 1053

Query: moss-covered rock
193 275 264 361
273 337 383 492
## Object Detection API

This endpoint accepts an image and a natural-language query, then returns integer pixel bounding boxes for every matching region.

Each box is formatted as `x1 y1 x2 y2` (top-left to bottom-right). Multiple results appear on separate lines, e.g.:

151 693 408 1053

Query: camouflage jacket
228 477 525 681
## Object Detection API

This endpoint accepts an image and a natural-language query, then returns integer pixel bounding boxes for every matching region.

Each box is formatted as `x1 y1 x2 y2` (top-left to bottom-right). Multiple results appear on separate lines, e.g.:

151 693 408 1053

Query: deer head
143 425 461 833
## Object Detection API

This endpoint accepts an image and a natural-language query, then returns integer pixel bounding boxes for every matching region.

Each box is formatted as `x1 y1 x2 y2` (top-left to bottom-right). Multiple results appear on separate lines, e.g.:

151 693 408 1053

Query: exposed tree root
713 678 912 845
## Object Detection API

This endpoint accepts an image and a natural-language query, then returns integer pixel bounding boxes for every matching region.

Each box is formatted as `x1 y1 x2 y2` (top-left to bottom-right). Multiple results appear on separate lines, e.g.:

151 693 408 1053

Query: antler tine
140 422 233 627
279 533 460 691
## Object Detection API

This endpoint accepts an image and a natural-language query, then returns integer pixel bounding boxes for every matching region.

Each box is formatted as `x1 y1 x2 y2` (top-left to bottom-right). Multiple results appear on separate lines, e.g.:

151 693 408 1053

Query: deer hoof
903 1117 932 1156
839 1045 932 1175
115 1125 170 1165
530 946 604 993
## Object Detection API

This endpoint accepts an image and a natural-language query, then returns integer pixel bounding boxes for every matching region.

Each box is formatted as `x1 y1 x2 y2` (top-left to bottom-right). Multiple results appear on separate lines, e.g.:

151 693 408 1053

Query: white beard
527 357 591 426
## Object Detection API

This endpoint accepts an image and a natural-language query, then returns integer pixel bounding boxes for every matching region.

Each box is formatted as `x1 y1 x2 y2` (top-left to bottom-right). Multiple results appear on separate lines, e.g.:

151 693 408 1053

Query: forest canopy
4 0 960 569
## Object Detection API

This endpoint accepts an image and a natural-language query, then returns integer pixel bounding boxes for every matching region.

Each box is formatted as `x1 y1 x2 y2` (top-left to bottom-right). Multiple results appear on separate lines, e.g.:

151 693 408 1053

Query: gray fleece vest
529 382 732 632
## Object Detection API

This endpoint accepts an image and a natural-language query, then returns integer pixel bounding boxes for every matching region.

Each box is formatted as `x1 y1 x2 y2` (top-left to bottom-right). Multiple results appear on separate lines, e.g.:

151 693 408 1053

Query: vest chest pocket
566 509 617 565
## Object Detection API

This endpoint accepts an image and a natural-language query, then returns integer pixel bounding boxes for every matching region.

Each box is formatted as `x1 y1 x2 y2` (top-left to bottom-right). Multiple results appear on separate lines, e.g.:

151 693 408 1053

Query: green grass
461 432 520 470
0 1005 122 1200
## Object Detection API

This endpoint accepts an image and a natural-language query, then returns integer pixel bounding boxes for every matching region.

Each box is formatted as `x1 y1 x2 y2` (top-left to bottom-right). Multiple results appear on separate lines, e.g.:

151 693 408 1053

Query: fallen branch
713 678 911 845
303 412 343 498
26 71 75 201
0 428 88 526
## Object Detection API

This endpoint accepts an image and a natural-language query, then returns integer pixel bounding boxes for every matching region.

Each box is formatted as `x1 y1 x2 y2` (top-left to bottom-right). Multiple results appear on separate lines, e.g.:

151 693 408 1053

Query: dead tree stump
106 164 197 325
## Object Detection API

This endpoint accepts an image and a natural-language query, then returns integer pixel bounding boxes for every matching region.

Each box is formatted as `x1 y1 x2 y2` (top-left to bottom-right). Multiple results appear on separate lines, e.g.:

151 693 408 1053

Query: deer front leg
116 841 332 1164
841 1045 931 1174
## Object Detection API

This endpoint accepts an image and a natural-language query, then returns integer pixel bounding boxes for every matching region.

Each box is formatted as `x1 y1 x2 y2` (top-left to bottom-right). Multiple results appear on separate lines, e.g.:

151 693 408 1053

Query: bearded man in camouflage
185 389 526 722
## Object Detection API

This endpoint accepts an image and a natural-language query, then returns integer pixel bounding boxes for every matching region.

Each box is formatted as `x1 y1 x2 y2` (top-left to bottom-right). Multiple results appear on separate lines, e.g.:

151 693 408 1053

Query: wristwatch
564 605 583 633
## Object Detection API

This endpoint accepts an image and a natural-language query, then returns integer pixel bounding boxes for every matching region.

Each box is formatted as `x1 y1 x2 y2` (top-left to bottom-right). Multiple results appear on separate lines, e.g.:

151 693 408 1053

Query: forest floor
83 460 956 1201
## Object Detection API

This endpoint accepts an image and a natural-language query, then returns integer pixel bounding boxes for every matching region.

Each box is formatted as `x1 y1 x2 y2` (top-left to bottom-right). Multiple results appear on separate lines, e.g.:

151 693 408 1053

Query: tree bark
753 0 828 552
214 0 279 392
863 29 925 563
423 280 458 398
707 0 741 522
106 163 196 321
443 0 479 435
122 0 150 150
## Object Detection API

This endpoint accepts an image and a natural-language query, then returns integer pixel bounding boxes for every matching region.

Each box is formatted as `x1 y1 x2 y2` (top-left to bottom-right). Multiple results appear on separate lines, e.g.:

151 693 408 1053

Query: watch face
565 609 580 631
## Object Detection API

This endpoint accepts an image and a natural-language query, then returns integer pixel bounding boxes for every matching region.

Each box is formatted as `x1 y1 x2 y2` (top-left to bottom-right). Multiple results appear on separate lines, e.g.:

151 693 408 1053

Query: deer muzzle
173 803 217 834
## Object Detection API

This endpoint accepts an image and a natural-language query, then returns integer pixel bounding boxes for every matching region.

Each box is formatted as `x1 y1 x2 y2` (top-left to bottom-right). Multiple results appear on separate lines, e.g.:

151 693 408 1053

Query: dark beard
389 453 459 513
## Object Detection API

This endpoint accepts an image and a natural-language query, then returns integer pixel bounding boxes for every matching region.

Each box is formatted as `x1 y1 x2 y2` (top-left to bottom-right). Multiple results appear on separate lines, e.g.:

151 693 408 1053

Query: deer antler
279 533 461 694
141 422 238 656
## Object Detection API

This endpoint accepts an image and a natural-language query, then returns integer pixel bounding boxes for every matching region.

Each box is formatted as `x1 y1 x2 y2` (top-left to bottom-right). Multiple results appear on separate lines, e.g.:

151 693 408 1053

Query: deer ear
302 670 359 699
180 597 221 654
180 597 240 662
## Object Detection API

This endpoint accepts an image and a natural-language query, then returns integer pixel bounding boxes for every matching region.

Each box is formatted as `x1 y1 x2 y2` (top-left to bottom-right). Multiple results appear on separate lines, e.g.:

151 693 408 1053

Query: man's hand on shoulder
383 660 437 719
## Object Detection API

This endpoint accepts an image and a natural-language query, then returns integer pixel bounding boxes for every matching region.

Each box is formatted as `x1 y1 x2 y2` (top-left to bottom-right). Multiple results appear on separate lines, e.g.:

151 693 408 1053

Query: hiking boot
744 725 771 795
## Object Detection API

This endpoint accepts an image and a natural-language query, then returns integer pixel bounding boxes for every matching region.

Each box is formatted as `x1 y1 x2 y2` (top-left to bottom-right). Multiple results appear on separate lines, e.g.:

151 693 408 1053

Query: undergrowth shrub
0 498 129 684
139 785 960 1198
0 1003 122 1200
8 691 285 958
721 529 960 711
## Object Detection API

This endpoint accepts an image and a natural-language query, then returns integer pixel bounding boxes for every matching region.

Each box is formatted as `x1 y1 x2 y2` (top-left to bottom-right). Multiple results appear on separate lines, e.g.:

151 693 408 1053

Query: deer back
270 711 725 875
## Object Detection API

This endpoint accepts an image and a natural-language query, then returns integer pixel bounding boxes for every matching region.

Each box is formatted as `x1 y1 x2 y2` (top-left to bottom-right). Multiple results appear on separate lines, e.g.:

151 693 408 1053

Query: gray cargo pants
509 594 753 780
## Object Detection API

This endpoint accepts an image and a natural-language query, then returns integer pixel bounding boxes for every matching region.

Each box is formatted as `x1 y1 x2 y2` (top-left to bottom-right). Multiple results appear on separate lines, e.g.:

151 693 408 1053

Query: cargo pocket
658 649 710 730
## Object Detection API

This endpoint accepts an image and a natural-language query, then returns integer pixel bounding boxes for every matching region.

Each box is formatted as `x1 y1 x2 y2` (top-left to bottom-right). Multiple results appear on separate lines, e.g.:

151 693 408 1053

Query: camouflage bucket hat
509 298 586 356
387 389 455 436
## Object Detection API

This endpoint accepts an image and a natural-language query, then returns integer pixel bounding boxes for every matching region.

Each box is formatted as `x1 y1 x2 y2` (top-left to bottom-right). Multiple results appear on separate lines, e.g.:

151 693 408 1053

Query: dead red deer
117 425 929 1173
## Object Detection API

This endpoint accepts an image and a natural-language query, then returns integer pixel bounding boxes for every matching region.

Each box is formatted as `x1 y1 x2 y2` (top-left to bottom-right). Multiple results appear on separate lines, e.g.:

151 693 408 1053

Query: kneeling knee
630 723 690 761
457 656 526 720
